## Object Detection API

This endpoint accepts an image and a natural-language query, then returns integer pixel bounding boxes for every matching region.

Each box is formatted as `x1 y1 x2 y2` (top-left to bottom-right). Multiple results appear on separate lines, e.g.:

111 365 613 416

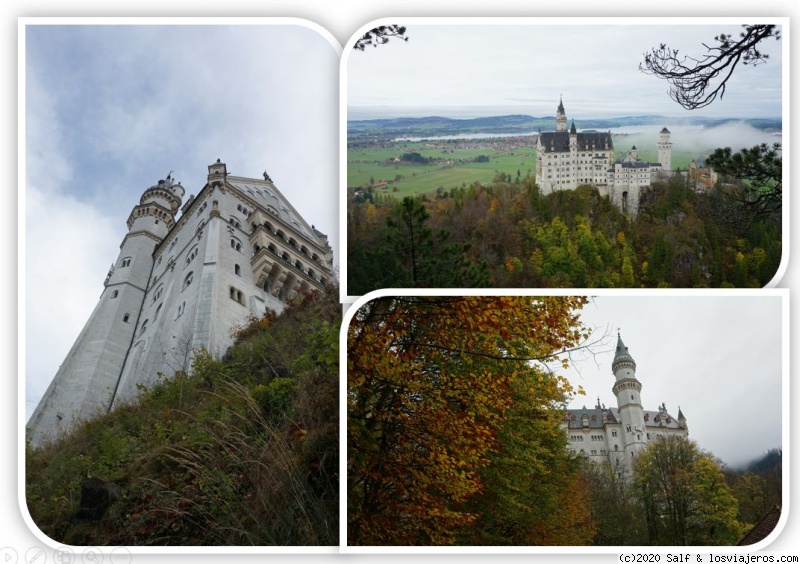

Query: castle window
230 237 242 252
176 301 186 318
111 290 119 299
229 286 244 305
186 246 199 266
234 264 241 276
140 319 149 335
154 303 162 321
120 257 132 268
123 313 130 323
612 430 617 437
183 272 193 290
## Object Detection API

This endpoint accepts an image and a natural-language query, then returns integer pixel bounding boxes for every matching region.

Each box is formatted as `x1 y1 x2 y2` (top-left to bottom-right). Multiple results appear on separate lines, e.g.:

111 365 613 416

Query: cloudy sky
558 292 785 470
347 20 784 120
23 22 339 421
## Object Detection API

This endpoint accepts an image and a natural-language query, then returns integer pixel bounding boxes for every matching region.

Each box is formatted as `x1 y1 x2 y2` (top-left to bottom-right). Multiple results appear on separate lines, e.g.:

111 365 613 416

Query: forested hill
26 288 340 546
348 176 781 291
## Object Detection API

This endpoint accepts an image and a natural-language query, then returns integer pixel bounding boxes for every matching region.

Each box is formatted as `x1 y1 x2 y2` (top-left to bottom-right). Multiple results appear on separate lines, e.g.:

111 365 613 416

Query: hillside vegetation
26 288 340 546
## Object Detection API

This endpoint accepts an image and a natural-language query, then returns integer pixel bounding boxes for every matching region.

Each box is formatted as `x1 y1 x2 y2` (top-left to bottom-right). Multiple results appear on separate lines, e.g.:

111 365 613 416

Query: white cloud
25 185 120 420
348 22 783 119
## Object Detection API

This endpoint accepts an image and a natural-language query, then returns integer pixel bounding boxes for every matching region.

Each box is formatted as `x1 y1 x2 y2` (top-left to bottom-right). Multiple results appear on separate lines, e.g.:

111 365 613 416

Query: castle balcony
249 222 331 274
250 244 328 297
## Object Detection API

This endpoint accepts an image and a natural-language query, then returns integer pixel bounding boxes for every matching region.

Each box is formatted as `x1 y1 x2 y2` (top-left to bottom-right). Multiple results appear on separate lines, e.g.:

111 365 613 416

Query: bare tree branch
640 24 780 110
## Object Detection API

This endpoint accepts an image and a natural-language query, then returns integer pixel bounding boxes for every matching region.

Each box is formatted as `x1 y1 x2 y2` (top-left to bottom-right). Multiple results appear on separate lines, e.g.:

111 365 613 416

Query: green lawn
349 139 707 199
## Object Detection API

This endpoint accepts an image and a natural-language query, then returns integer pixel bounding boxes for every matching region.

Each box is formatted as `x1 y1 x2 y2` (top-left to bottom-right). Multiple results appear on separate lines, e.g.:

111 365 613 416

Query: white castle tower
611 333 648 461
657 126 673 173
562 332 688 473
556 97 567 132
27 160 334 448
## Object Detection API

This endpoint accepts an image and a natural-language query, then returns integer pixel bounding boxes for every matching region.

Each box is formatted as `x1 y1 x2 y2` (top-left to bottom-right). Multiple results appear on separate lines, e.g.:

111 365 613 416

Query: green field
349 139 707 199
348 144 537 198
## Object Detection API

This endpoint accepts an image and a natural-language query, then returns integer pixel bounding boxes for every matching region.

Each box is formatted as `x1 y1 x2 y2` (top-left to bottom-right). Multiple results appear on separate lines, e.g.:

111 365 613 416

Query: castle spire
570 120 577 135
556 96 567 132
612 332 637 374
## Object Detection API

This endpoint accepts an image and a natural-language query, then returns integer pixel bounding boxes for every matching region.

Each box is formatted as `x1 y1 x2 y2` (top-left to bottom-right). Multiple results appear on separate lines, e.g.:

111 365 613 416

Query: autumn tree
347 296 590 545
634 435 744 545
640 25 780 110
463 369 596 545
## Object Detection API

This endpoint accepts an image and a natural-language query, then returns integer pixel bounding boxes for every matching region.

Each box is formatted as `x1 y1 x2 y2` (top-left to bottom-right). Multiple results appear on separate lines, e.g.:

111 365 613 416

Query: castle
562 334 688 473
536 98 673 216
27 160 334 448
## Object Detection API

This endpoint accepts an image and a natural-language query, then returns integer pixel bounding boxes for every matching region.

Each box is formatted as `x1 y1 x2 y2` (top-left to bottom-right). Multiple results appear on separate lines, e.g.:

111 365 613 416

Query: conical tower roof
570 120 577 134
557 97 565 114
612 332 637 373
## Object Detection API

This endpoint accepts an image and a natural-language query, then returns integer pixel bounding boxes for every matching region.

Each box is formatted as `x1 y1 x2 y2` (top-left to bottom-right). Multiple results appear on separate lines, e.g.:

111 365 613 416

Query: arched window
120 257 132 268
230 237 242 252
154 303 162 321
111 290 119 299
123 313 130 323
140 319 149 335
229 286 245 305
234 264 241 276
186 246 198 266
183 271 194 290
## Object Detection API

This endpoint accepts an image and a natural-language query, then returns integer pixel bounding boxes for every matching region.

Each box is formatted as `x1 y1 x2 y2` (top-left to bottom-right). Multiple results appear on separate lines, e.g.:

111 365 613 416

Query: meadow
348 138 705 199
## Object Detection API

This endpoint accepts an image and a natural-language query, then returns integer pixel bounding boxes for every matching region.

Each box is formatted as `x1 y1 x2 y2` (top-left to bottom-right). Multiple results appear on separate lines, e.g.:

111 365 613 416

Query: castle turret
657 126 672 172
27 174 183 447
556 97 567 132
611 333 648 462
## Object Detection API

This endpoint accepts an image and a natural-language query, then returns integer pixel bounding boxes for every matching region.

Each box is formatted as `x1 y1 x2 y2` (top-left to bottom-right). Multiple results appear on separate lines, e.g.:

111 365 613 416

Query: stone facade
27 160 333 447
562 334 688 474
535 99 672 217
